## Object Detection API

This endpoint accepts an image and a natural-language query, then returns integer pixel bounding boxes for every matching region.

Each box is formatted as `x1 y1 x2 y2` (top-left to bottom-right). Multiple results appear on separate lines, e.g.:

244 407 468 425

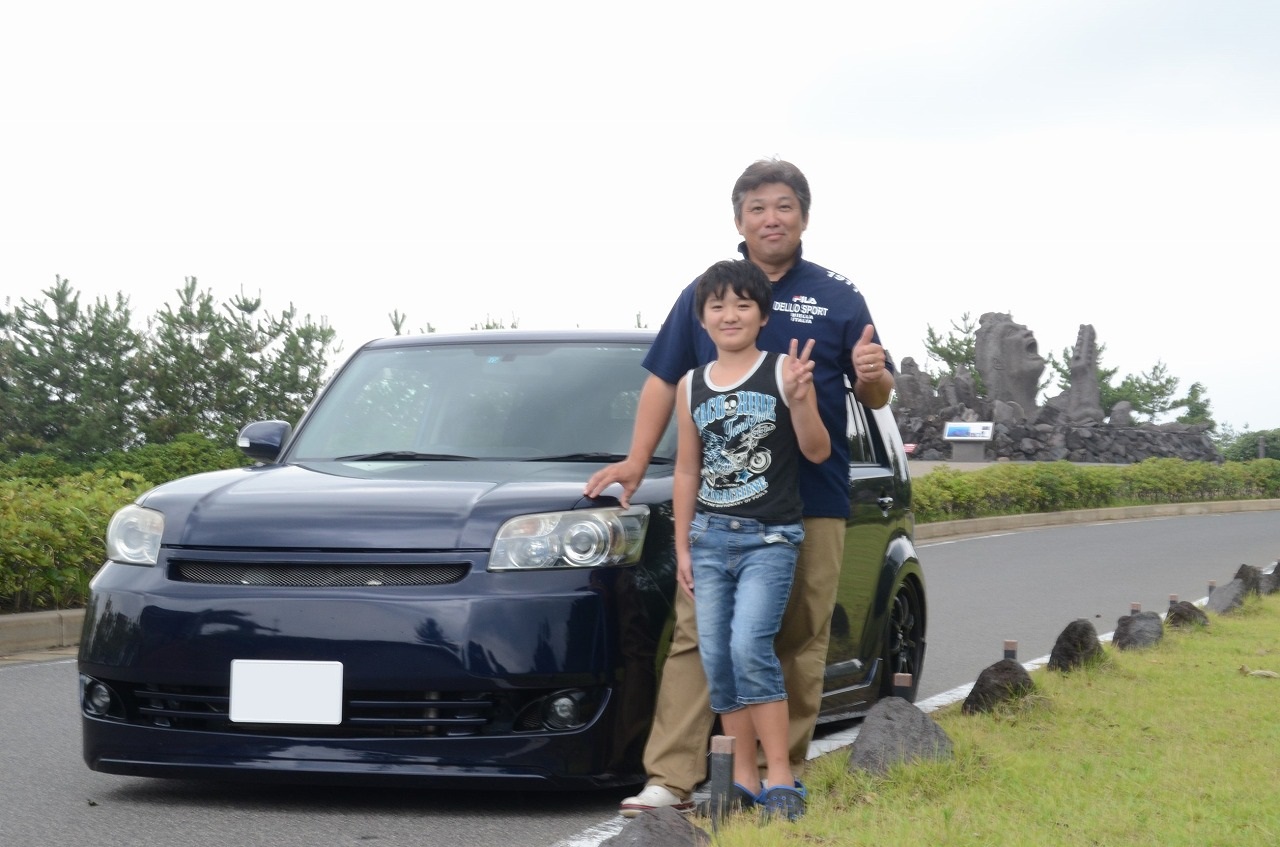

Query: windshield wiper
526 452 674 464
335 451 476 462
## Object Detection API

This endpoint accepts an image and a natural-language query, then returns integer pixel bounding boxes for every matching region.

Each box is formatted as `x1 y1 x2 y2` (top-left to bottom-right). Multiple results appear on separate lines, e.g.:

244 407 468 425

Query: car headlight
105 504 164 566
489 506 649 571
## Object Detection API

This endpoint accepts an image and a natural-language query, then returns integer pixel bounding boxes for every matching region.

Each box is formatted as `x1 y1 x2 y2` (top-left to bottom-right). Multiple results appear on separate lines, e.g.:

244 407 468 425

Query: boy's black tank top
686 351 803 523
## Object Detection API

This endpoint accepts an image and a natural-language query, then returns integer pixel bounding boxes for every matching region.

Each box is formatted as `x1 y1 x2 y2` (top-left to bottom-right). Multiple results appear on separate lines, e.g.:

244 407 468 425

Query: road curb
0 608 84 656
914 498 1280 541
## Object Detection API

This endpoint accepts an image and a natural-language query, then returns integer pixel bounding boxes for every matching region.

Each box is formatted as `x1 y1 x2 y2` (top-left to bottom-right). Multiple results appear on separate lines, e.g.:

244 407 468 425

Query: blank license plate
229 660 343 724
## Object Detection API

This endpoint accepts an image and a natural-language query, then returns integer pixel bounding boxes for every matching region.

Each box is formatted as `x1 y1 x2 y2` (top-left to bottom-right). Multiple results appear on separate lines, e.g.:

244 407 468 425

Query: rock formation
974 312 1045 420
890 312 1221 464
1065 324 1105 424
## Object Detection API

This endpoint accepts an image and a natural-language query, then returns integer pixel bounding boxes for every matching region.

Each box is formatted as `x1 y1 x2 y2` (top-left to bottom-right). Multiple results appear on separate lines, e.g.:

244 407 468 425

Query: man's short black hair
731 158 812 222
694 260 773 317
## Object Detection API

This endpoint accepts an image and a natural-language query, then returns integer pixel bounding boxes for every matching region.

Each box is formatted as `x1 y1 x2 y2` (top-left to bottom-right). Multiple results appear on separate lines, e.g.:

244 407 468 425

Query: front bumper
78 551 667 788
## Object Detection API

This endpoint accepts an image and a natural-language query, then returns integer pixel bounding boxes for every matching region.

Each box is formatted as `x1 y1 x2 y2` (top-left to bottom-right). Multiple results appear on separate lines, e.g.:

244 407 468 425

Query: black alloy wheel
879 578 924 701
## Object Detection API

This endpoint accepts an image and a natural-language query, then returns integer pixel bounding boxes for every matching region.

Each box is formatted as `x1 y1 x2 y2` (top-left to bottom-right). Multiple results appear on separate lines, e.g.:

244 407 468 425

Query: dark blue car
78 329 925 789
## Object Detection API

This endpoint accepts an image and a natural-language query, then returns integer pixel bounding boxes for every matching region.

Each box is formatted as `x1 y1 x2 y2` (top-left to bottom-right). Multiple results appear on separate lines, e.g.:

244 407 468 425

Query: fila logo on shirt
774 294 828 324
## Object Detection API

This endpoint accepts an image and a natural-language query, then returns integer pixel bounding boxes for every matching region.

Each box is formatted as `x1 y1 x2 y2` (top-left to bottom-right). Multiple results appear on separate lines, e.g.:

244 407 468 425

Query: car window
287 341 675 462
845 387 877 466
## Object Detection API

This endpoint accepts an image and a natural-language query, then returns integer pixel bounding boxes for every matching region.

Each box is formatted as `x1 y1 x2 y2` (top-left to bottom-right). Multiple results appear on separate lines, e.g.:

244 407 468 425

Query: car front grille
108 681 593 738
170 561 470 588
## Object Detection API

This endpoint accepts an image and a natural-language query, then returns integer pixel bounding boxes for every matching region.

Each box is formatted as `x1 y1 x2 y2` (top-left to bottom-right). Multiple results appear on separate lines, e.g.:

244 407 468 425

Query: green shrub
0 436 250 613
0 453 81 483
0 433 250 488
92 432 252 482
0 472 150 612
910 458 1275 525
1219 428 1280 462
912 467 981 521
1075 464 1124 508
1236 458 1280 497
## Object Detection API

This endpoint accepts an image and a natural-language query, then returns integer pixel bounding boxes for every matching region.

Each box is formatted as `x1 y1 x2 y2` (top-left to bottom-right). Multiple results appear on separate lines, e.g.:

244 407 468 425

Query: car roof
358 328 660 350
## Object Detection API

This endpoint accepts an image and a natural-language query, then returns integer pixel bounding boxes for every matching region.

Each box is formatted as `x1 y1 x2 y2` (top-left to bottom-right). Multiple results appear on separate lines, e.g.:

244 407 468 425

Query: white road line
552 819 627 847
0 657 75 672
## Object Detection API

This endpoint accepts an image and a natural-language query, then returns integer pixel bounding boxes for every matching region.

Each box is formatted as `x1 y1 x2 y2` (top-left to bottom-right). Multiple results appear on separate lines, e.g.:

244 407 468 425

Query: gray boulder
1113 610 1164 650
848 697 954 777
1165 600 1209 629
1205 578 1249 615
962 658 1034 714
604 806 710 847
1234 564 1263 595
1048 619 1103 671
1109 400 1135 426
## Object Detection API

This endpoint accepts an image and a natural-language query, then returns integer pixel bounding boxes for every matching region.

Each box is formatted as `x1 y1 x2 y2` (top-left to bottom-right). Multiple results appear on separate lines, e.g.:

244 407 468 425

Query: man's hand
852 324 894 409
852 324 887 379
583 374 678 508
584 457 647 509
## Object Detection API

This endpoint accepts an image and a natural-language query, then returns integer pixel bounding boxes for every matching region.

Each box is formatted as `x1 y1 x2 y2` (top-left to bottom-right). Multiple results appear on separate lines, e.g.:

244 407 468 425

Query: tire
879 577 925 701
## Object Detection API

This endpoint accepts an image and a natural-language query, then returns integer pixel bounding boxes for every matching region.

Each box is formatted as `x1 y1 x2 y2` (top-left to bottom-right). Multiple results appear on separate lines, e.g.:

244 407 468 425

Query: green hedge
5 432 250 484
911 458 1280 523
0 471 153 612
2 454 1279 613
0 435 250 613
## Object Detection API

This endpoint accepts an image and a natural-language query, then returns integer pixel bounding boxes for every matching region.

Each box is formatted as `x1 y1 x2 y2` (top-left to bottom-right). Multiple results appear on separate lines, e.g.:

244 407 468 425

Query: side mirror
236 420 292 463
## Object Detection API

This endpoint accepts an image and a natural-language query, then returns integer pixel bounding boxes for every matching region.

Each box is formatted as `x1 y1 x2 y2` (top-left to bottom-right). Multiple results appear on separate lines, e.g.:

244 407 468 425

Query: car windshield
287 339 677 463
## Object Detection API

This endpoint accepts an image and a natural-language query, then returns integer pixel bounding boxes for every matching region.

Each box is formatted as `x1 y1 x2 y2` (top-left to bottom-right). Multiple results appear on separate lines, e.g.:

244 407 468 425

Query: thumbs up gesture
853 325 887 383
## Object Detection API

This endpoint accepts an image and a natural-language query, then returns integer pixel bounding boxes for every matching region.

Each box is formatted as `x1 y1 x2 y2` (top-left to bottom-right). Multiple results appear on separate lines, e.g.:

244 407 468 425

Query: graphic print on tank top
692 382 779 508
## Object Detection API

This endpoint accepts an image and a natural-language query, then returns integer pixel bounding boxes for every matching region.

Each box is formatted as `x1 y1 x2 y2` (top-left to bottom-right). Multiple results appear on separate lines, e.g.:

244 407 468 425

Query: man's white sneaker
619 784 695 818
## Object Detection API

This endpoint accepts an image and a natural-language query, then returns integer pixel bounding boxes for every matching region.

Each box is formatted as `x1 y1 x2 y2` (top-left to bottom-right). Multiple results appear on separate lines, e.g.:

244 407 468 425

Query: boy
673 259 831 821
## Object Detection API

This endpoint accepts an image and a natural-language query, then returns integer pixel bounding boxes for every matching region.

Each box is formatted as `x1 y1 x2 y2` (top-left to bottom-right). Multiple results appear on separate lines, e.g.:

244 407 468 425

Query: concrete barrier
0 608 84 654
914 498 1280 541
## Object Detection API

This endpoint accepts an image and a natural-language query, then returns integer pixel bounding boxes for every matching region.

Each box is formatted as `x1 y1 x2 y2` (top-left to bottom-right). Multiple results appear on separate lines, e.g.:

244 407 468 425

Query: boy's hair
694 260 773 317
731 158 812 222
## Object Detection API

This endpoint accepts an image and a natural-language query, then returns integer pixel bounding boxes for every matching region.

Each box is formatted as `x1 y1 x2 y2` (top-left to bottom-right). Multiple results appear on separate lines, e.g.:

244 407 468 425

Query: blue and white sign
943 421 994 442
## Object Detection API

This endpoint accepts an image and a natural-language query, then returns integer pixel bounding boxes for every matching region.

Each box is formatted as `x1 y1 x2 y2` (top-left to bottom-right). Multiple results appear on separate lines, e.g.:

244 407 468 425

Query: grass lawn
703 595 1280 846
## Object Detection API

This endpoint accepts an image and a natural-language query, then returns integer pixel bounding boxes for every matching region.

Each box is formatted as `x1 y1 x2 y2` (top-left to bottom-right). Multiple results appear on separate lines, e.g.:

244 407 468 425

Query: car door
821 391 899 718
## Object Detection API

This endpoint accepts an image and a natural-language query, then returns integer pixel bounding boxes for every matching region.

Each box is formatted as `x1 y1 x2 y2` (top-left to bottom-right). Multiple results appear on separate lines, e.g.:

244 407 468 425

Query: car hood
137 461 638 550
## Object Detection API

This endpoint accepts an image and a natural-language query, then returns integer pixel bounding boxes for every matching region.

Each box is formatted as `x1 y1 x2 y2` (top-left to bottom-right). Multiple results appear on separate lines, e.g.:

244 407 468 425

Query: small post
1208 580 1216 596
1169 593 1178 610
893 673 913 698
707 735 735 824
1003 640 1018 661
1129 602 1141 615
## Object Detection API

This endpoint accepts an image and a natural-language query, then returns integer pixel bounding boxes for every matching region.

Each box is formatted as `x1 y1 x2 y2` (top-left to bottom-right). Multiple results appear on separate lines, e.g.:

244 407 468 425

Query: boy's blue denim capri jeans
688 512 805 714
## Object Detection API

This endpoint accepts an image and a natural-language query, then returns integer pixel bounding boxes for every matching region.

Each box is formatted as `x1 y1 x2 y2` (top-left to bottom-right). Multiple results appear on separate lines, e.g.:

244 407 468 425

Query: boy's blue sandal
759 781 807 822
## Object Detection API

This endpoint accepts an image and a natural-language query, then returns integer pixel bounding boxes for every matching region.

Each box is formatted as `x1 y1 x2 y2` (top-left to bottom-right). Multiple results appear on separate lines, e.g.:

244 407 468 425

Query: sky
3 1 1278 431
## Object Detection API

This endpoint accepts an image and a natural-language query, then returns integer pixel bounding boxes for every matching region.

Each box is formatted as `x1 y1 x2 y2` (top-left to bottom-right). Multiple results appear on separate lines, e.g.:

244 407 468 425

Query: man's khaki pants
642 516 846 798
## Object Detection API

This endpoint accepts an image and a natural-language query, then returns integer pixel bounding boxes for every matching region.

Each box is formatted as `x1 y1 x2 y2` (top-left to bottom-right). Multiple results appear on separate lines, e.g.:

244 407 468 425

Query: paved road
911 509 1278 701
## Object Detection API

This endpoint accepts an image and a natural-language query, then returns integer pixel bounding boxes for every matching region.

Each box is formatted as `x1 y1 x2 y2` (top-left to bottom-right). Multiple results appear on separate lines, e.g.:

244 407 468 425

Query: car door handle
876 496 894 511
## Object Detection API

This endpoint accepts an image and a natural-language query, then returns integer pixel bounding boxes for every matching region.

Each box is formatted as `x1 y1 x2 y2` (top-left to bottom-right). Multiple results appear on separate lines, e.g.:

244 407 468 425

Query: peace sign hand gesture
783 337 817 405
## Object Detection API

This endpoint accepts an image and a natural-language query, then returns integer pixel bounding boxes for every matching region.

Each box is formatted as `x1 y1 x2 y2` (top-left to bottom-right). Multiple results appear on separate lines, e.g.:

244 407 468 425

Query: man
584 158 894 816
